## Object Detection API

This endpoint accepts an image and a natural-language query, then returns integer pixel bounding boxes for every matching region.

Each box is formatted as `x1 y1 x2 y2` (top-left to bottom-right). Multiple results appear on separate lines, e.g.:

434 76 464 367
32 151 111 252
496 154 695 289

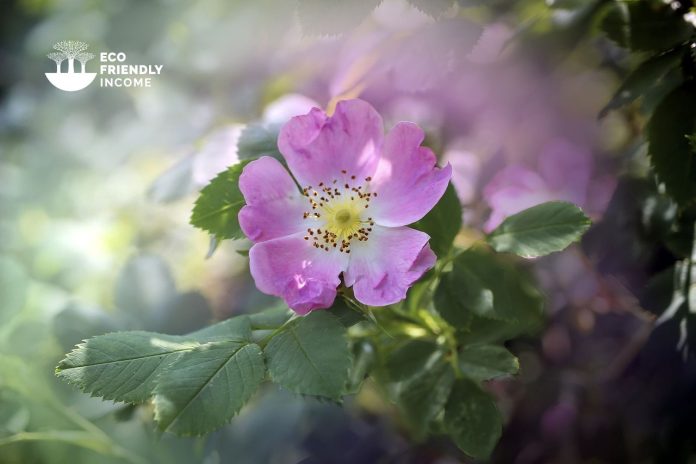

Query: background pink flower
482 138 616 232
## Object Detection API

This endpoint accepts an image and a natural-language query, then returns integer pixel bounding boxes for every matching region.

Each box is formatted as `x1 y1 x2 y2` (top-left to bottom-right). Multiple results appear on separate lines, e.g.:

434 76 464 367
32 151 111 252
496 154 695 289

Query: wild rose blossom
238 99 451 314
482 138 616 232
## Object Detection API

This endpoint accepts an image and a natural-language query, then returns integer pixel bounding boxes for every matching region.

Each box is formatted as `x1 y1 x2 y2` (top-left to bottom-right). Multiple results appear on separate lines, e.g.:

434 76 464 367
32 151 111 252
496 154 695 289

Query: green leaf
599 1 630 48
56 331 200 403
237 123 283 160
444 378 502 459
435 247 544 338
599 47 683 118
327 297 366 328
647 84 696 206
384 339 440 382
398 358 455 430
248 305 293 330
187 314 253 341
153 341 265 435
458 344 519 381
435 264 492 328
0 257 27 325
641 65 683 115
487 201 591 258
264 311 350 399
412 183 462 257
600 1 692 52
545 0 611 51
190 159 254 241
206 235 220 258
55 316 252 403
346 340 376 394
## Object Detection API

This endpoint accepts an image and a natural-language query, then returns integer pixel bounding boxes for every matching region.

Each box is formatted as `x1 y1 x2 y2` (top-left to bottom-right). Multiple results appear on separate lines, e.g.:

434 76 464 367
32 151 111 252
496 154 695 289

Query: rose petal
538 138 591 207
277 99 383 187
482 164 554 232
369 122 452 227
248 233 349 314
344 226 435 306
443 147 481 205
238 156 307 243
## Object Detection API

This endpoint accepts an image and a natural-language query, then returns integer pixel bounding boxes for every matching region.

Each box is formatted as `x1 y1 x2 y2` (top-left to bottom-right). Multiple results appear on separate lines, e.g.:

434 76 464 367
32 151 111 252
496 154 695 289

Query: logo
46 40 164 92
45 40 97 92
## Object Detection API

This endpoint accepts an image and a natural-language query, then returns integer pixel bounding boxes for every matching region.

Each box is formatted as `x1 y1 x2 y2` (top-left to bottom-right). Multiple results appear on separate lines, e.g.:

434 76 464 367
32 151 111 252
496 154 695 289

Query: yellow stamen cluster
302 172 377 253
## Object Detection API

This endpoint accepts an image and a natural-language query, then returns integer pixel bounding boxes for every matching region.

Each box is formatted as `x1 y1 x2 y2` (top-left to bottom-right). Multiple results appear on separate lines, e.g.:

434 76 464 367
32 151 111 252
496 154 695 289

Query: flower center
302 171 377 253
335 209 352 225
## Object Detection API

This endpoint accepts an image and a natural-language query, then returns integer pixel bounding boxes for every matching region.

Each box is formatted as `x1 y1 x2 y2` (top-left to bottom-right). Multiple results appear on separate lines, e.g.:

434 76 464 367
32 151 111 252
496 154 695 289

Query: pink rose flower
482 138 616 232
238 99 451 314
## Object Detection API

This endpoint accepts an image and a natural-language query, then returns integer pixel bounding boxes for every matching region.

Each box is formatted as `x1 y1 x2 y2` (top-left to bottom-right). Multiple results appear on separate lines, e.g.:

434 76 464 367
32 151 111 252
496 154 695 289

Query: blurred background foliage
1 0 696 462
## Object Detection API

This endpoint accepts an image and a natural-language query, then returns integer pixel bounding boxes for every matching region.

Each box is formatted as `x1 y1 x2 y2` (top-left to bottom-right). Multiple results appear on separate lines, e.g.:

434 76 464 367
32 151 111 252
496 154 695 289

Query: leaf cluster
56 309 354 435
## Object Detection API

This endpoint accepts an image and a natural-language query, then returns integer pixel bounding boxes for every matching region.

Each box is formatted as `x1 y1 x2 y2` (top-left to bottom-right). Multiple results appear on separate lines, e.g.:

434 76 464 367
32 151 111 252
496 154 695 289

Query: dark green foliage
600 0 693 52
647 84 696 207
444 378 502 460
458 344 519 381
436 247 545 329
600 47 683 117
412 183 462 257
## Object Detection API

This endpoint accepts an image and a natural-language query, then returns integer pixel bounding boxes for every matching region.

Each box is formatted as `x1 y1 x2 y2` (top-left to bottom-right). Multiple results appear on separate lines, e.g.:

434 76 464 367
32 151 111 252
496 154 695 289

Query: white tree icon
53 40 89 74
76 52 95 73
45 40 97 92
46 52 66 73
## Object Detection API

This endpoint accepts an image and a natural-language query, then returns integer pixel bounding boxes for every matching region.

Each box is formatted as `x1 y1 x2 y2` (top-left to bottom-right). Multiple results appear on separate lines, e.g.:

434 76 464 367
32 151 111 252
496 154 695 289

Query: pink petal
369 122 452 227
344 226 435 306
538 138 591 207
238 156 307 243
249 233 348 315
277 99 384 187
443 147 481 205
482 165 555 232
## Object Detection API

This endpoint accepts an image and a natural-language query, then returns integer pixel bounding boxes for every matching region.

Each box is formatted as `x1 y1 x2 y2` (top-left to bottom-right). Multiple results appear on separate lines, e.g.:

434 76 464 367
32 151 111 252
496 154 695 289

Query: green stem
0 431 147 464
42 395 146 464
257 314 297 349
444 327 462 379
